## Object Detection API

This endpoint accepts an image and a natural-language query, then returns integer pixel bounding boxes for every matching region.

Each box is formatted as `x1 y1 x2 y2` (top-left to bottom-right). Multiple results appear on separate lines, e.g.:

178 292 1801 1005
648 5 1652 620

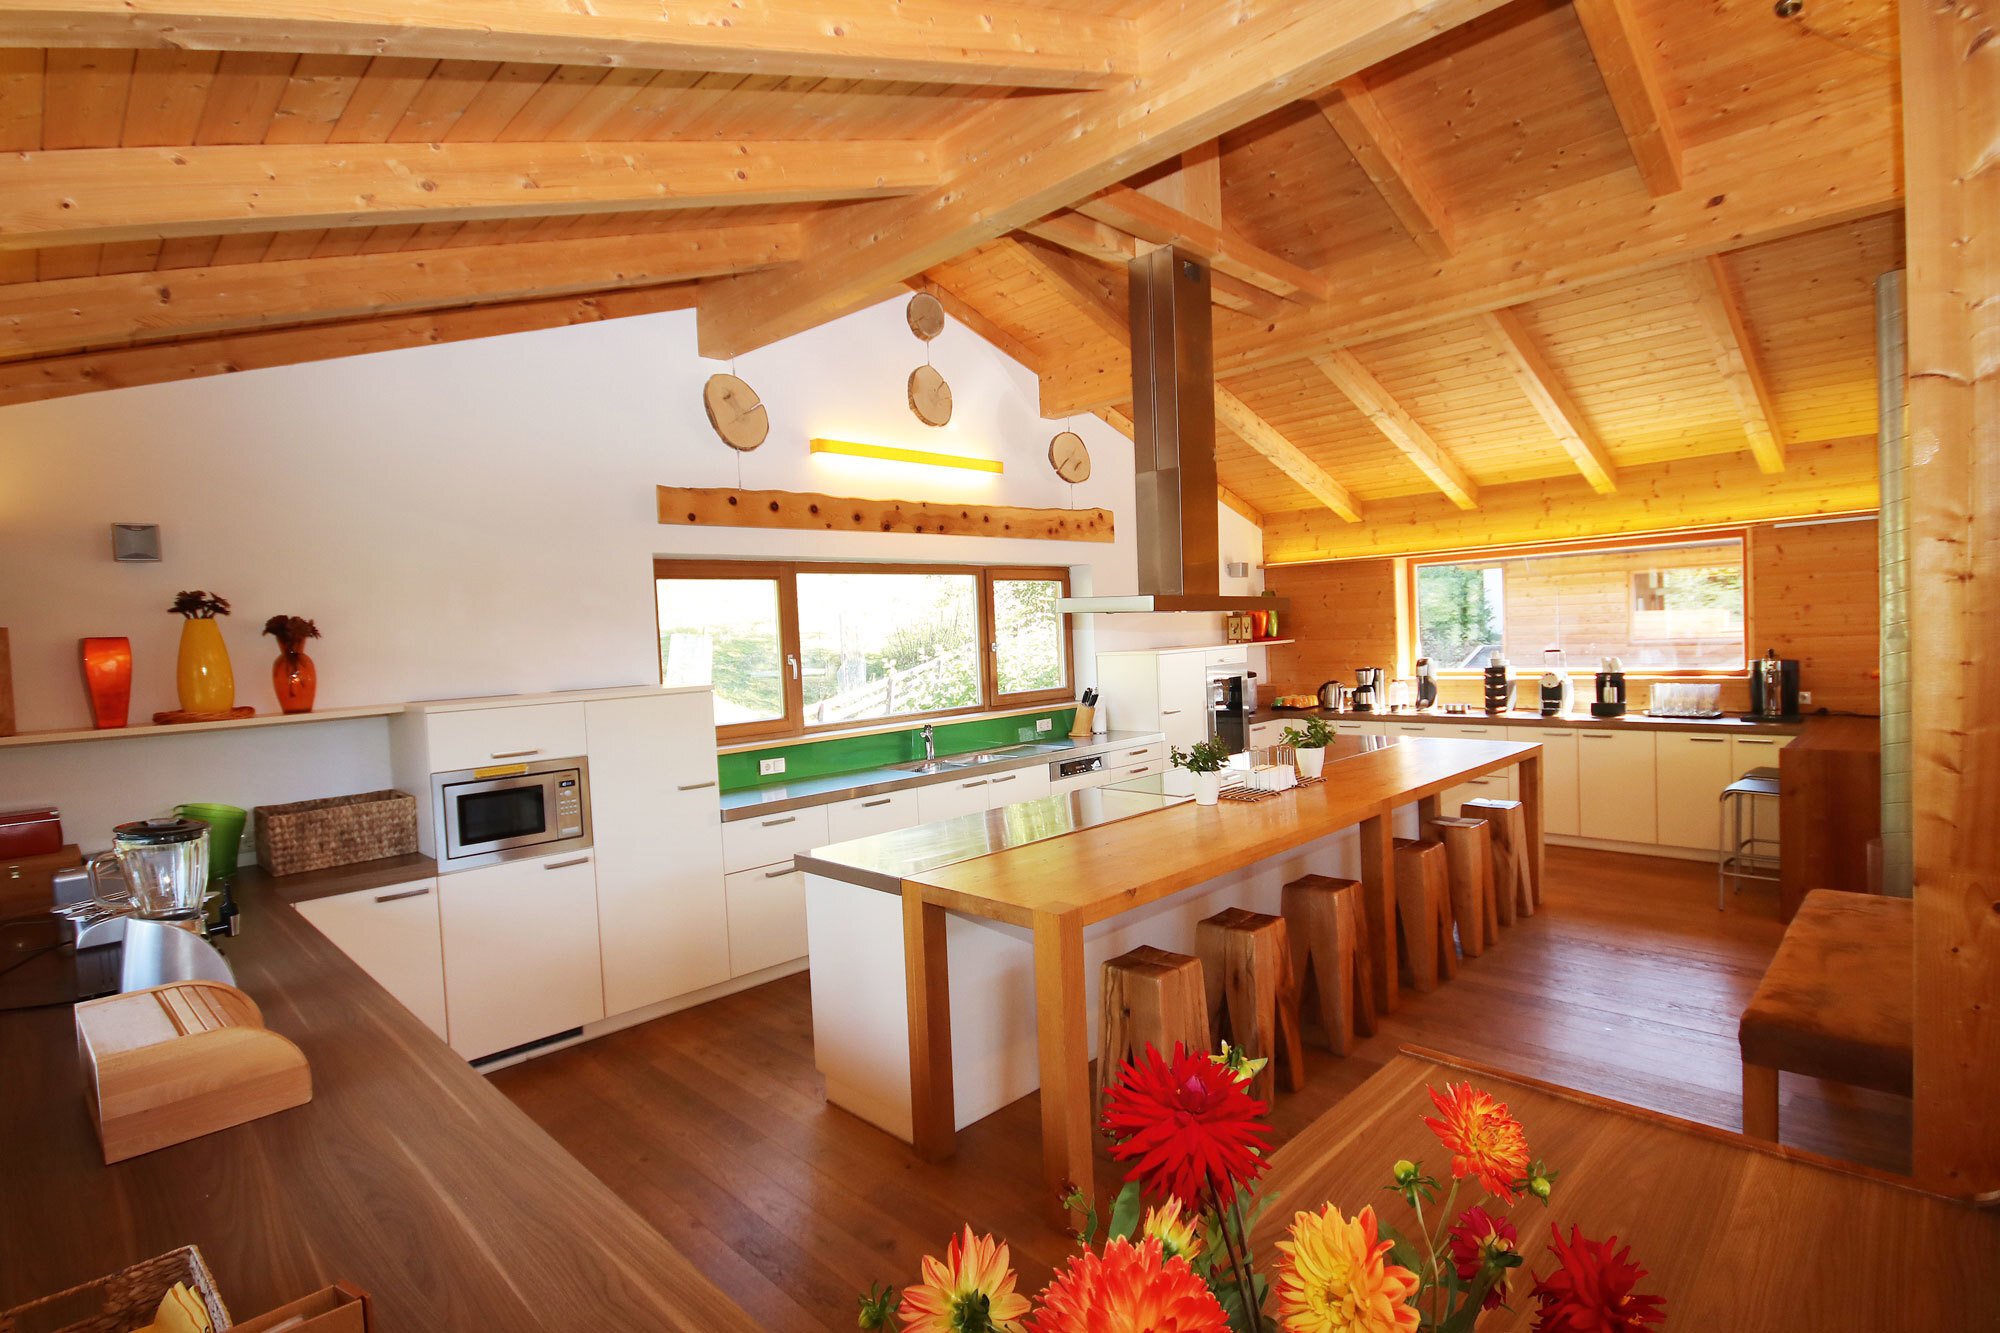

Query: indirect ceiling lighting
809 437 1002 474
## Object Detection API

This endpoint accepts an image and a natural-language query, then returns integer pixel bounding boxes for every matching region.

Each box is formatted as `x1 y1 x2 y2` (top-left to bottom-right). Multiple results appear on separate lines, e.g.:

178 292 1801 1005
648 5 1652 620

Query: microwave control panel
556 776 584 836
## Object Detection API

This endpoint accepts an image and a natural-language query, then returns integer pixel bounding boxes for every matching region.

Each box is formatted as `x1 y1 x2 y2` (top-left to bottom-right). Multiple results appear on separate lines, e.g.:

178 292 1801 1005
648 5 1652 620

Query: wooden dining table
1252 1050 2000 1330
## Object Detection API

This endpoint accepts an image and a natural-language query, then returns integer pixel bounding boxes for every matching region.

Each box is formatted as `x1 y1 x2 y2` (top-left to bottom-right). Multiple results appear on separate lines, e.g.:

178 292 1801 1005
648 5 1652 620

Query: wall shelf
0 703 404 750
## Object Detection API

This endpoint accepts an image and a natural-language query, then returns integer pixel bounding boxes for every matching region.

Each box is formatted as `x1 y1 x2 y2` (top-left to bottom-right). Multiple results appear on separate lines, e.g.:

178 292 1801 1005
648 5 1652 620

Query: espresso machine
1482 657 1513 714
1538 648 1574 717
1415 658 1439 711
1352 667 1384 712
1591 656 1628 718
1750 649 1802 720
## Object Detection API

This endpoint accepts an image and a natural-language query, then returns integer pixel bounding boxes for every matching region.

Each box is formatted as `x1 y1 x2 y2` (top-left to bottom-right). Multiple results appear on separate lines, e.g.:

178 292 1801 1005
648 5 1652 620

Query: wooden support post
902 891 956 1162
1034 912 1094 1226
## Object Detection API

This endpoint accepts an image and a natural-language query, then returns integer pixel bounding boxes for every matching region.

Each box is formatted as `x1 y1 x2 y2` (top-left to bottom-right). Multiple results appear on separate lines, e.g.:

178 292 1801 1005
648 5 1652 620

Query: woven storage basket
255 789 417 877
0 1245 229 1333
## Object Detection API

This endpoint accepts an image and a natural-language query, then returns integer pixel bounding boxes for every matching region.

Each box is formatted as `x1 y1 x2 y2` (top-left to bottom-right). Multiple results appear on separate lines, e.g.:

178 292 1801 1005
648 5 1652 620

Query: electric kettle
1317 680 1348 711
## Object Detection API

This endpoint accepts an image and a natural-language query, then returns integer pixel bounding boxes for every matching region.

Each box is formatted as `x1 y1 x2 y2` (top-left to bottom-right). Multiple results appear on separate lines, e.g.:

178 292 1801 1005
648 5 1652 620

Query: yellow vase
176 618 236 714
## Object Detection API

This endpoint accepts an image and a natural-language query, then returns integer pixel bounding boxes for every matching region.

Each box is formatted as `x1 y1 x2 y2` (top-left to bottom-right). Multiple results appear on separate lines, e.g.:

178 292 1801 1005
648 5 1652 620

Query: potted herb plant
263 615 321 714
1170 736 1233 806
169 590 234 714
1281 714 1334 779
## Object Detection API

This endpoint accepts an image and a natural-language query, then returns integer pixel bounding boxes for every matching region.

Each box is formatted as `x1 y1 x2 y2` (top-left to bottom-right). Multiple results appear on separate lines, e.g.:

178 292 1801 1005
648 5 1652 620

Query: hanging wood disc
702 372 768 452
907 365 954 427
1048 429 1091 483
906 291 946 341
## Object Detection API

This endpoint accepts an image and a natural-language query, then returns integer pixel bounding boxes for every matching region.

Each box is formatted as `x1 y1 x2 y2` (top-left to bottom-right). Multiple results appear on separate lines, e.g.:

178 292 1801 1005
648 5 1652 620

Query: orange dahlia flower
898 1226 1031 1333
1273 1203 1421 1333
1422 1082 1531 1202
1140 1198 1204 1263
1026 1237 1227 1333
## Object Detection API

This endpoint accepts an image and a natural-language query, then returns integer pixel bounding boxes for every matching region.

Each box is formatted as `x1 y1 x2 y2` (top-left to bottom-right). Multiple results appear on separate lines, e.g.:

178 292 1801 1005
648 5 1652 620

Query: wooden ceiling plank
1009 236 1127 344
1309 348 1479 509
1214 385 1363 522
191 50 296 146
120 48 218 146
0 48 41 151
40 47 131 149
0 0 1137 90
1475 306 1619 493
1686 254 1786 473
1313 78 1456 258
261 53 369 145
1571 0 1684 196
0 140 941 249
0 223 800 358
1073 185 1331 302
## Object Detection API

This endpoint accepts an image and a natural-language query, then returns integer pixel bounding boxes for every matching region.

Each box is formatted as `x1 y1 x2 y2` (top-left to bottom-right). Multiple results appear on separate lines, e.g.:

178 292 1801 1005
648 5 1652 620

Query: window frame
654 558 1074 741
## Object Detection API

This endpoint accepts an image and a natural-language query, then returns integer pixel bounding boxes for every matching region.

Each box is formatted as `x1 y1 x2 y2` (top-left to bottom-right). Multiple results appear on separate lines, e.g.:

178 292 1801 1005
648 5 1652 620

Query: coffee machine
1591 656 1628 718
1482 657 1513 714
1750 649 1802 720
1538 648 1574 717
1352 667 1384 712
1415 658 1439 711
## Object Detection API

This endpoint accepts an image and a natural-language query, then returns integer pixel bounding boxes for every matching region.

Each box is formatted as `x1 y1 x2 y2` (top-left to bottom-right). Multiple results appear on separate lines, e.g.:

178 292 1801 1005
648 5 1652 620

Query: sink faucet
921 723 936 761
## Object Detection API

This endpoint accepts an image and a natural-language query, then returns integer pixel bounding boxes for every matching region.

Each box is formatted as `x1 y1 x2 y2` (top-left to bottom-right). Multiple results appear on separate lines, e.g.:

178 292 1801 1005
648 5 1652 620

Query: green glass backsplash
717 709 1078 792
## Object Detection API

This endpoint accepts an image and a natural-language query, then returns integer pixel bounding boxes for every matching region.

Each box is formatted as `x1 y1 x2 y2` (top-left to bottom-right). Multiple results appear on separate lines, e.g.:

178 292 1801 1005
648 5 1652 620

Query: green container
175 802 247 884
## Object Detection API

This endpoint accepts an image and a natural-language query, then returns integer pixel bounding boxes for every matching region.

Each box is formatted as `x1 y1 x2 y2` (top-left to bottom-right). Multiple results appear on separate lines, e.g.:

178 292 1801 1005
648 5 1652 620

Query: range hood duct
1059 246 1286 615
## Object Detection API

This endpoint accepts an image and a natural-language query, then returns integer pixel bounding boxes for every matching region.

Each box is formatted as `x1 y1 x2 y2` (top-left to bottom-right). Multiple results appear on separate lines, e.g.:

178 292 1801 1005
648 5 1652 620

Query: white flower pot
1192 770 1223 805
1294 745 1326 779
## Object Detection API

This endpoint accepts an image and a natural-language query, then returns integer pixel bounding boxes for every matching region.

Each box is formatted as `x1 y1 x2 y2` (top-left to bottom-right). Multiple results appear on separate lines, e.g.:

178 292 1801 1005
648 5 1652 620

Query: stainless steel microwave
433 757 591 871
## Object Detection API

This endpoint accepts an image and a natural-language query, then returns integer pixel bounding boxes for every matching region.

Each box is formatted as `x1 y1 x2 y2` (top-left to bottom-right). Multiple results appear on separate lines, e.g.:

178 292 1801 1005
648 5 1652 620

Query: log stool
1427 816 1497 955
1280 875 1376 1056
1098 946 1211 1109
1461 797 1537 919
1392 838 1455 992
1195 909 1305 1103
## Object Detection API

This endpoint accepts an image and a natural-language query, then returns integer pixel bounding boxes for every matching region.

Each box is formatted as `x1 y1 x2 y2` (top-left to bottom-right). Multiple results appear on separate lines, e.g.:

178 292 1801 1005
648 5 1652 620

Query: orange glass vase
273 650 317 715
79 637 133 729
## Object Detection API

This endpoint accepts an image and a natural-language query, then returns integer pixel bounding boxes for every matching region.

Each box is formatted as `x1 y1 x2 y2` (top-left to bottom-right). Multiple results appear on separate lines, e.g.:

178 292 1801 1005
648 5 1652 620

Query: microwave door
442 775 554 858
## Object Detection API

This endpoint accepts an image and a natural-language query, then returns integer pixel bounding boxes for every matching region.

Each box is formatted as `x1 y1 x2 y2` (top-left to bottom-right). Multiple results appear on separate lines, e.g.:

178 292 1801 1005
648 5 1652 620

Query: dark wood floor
492 847 1912 1331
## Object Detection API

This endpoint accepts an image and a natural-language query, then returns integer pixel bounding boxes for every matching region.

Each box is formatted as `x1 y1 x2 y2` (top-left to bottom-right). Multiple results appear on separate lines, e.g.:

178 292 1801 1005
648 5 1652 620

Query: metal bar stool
1718 767 1781 909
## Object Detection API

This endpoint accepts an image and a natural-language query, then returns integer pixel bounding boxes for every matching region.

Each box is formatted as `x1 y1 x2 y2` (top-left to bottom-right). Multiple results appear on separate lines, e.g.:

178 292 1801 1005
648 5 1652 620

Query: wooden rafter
1073 186 1329 302
907 277 1043 374
1571 0 1684 196
1139 142 1223 229
1213 385 1362 522
1310 349 1478 509
1475 308 1619 494
1094 404 1276 530
1686 254 1786 473
1009 236 1126 344
1020 212 1281 317
1314 79 1456 257
0 0 1137 89
0 141 941 249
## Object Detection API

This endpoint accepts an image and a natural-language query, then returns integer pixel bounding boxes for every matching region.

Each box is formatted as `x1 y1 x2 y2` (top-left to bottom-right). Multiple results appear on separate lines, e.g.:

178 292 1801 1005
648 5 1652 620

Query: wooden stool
1392 838 1455 992
1280 875 1376 1056
1427 816 1497 954
1461 798 1536 918
1195 909 1305 1104
1098 947 1211 1108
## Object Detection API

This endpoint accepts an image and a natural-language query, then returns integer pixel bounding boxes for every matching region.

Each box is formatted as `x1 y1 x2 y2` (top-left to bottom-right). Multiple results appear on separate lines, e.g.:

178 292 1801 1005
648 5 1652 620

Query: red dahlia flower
1101 1043 1272 1208
1529 1224 1666 1332
1027 1237 1228 1333
1446 1204 1519 1311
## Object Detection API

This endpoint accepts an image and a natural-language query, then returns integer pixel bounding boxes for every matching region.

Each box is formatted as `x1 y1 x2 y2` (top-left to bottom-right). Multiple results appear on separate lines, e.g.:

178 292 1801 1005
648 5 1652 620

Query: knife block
75 980 311 1164
1068 705 1095 738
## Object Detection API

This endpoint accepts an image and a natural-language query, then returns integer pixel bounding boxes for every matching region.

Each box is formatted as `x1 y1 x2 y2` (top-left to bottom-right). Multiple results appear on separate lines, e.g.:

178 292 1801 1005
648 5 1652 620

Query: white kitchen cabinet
1333 720 1377 737
1537 729 1581 837
1051 767 1111 796
1655 732 1736 850
917 774 1001 824
1576 730 1658 845
295 878 448 1040
420 702 588 774
985 765 1051 806
1730 734 1789 777
439 852 604 1061
826 788 921 843
585 692 729 1017
1445 772 1511 814
725 865 808 976
1248 720 1289 749
1095 649 1209 751
722 803 830 874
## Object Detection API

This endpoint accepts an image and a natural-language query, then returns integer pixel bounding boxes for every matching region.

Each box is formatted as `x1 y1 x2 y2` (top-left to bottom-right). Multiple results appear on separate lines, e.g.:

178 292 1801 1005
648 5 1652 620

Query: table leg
1417 793 1441 830
1034 911 1094 1229
904 889 956 1162
1358 812 1399 1014
1742 1062 1779 1140
1517 753 1545 908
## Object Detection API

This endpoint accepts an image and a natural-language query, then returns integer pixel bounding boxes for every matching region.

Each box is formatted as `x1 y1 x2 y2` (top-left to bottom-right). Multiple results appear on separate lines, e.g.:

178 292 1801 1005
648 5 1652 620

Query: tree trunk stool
1427 816 1497 955
1392 837 1455 993
1738 891 1913 1141
1195 908 1306 1104
1461 797 1536 918
1280 874 1376 1056
1098 946 1211 1111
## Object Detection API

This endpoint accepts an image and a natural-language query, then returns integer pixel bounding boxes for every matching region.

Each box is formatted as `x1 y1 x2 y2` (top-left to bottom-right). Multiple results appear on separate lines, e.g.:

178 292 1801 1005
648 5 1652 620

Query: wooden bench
1738 890 1913 1141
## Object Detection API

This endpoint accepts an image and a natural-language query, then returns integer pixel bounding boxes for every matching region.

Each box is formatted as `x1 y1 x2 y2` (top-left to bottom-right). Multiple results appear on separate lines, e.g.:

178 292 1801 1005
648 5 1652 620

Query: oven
1207 663 1257 755
433 757 591 871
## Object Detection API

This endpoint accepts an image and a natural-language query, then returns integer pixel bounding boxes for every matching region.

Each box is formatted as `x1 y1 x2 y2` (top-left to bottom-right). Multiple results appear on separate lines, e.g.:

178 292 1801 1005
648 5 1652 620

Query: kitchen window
655 560 1073 739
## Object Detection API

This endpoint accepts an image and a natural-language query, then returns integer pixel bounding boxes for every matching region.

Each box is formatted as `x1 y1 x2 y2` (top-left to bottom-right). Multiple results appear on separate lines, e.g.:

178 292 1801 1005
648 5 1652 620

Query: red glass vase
273 650 317 714
79 637 132 729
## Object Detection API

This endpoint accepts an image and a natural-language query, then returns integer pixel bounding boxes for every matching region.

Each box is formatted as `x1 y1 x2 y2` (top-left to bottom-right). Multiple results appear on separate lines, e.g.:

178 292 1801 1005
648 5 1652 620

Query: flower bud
1392 1159 1419 1185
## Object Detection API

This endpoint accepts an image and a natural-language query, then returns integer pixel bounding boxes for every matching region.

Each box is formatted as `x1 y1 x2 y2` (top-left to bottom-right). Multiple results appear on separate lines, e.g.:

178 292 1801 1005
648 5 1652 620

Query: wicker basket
0 1246 229 1333
255 789 417 877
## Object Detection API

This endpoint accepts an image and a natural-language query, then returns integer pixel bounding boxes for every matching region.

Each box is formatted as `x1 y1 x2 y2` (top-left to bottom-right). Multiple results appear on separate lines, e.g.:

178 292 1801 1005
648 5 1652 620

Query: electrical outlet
759 756 786 776
1798 691 1813 707
1036 718 1053 733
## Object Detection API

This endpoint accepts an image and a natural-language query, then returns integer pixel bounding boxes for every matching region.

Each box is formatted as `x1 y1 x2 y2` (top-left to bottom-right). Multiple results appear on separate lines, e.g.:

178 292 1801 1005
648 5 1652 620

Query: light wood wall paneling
656 488 1114 543
1748 519 1881 716
1262 559 1403 696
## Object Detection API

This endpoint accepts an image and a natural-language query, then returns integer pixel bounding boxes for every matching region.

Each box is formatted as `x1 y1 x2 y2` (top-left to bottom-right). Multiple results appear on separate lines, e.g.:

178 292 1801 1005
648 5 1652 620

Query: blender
85 816 214 933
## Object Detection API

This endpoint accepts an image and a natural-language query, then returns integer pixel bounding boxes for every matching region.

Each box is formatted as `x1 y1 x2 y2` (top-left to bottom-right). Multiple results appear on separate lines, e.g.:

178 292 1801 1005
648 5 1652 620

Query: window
655 560 1073 738
1411 535 1747 673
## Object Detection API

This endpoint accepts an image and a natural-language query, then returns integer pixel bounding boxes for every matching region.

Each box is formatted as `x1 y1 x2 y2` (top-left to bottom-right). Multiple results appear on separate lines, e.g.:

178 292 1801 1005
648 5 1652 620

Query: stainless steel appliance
1591 656 1628 718
1206 663 1257 753
1750 649 1802 720
1415 658 1439 710
433 757 591 871
1538 648 1574 717
1317 680 1348 711
1053 753 1106 783
1352 667 1384 713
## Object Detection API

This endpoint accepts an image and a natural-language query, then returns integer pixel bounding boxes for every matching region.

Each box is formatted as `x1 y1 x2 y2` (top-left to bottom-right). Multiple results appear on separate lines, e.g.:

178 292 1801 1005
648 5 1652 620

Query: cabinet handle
763 867 793 879
374 887 431 904
543 855 591 870
490 748 540 759
1739 738 1776 745
1161 709 1183 715
992 774 1017 784
1129 765 1151 774
1582 734 1613 740
961 778 989 788
1459 728 1488 735
1688 737 1726 744
861 798 893 808
760 815 797 827
1127 747 1151 757
677 780 717 791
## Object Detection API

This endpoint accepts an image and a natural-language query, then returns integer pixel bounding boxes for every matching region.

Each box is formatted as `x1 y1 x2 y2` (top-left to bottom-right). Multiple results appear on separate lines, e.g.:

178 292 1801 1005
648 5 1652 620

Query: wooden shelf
0 703 404 750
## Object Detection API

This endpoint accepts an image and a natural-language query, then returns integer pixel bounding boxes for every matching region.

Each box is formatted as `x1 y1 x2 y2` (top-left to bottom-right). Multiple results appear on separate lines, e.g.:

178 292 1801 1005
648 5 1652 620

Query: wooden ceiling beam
1475 307 1619 494
0 223 798 359
0 0 1136 89
0 140 940 249
906 276 1042 373
1137 141 1223 229
1073 186 1330 302
1310 349 1479 509
1571 0 1684 196
1686 254 1786 473
1214 385 1363 522
1018 212 1281 317
1009 235 1127 344
1314 78 1456 257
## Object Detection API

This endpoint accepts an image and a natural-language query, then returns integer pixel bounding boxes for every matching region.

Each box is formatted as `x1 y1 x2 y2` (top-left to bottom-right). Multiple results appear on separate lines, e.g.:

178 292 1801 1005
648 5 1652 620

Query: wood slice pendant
906 291 945 341
702 372 768 452
1048 429 1091 483
907 364 953 427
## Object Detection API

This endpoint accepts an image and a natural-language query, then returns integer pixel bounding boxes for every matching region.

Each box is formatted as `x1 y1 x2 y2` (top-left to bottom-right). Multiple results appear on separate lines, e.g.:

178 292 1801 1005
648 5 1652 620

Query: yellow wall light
808 437 1003 474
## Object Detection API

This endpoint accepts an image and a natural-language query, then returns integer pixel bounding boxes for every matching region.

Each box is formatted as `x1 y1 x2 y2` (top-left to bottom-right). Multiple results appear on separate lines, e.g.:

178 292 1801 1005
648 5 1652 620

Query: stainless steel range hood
1058 246 1286 615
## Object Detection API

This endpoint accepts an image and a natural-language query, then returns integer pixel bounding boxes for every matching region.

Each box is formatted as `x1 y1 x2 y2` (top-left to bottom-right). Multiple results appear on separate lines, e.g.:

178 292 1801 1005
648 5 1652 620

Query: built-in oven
433 757 591 872
1207 664 1257 755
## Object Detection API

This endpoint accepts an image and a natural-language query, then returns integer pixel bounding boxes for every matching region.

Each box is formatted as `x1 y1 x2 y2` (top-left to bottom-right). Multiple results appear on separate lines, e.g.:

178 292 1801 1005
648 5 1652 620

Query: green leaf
1106 1181 1144 1243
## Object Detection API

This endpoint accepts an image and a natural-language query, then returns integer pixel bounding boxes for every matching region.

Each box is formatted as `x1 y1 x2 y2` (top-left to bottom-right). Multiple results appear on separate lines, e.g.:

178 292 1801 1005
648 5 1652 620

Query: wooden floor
492 847 1912 1331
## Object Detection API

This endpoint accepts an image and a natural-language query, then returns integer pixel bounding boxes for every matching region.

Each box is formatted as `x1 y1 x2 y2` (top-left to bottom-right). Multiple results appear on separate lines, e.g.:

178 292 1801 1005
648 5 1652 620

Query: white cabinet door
1446 772 1511 813
585 692 729 1017
1729 734 1789 777
439 853 604 1061
1333 720 1376 737
1655 732 1735 850
825 789 920 843
1248 720 1288 749
1157 651 1208 750
295 879 448 1040
1051 769 1111 796
725 865 807 976
1538 729 1581 837
424 702 588 773
985 765 1050 806
918 775 998 824
1576 730 1658 844
722 804 830 873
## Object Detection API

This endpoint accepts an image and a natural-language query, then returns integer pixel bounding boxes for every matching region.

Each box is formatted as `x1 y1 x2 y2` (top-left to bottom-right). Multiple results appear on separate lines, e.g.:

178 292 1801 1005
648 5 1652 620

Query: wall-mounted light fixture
808 437 1002 475
110 523 161 562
